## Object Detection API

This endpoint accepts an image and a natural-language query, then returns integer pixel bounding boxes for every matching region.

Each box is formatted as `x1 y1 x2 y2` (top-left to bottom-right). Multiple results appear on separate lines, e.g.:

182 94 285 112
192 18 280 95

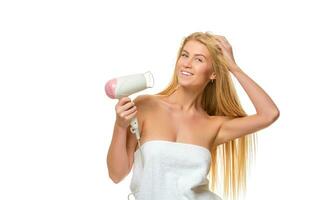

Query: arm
106 96 140 183
106 95 145 183
213 35 280 146
107 123 131 183
214 67 280 146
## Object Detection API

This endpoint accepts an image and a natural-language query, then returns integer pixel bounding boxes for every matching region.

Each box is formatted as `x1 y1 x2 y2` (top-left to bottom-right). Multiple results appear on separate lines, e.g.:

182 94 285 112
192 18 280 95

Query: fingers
116 97 135 112
214 35 227 41
214 35 227 43
122 106 137 119
214 35 233 55
114 96 138 128
214 35 231 48
214 37 225 53
122 101 135 112
215 36 226 46
117 97 131 107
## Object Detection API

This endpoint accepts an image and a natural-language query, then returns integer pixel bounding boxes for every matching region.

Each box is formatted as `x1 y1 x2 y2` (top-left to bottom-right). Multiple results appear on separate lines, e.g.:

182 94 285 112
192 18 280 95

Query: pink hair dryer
105 71 154 141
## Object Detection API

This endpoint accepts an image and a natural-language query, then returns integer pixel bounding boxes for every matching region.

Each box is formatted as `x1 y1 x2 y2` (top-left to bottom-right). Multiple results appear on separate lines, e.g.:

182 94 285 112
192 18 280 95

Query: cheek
198 66 213 80
202 62 213 72
198 64 211 74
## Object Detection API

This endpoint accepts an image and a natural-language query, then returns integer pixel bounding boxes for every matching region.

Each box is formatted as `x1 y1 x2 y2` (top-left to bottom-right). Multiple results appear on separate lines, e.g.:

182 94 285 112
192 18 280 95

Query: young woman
107 31 280 200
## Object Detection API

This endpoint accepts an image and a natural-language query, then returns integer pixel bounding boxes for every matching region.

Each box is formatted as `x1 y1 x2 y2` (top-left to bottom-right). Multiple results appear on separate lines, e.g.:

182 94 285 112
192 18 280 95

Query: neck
168 85 205 114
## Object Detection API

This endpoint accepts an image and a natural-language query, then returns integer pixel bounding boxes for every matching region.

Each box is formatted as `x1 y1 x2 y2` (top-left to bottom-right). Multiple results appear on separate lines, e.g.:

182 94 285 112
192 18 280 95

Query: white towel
128 140 222 200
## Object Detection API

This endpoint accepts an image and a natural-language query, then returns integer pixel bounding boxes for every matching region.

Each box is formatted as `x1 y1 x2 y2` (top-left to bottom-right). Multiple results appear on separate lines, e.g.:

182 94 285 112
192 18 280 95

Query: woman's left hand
214 35 240 72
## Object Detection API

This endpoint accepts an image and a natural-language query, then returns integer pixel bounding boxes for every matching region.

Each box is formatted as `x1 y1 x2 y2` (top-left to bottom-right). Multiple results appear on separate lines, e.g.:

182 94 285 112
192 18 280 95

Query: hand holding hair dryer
105 71 154 168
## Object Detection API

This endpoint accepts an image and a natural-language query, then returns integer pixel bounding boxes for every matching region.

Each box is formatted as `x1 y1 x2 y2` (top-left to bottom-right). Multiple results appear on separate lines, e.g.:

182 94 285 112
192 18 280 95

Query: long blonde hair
155 31 257 200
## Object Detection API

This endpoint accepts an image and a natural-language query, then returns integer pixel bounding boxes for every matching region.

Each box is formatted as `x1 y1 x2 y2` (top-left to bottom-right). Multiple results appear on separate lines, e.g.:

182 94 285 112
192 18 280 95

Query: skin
123 40 223 173
170 39 216 115
123 35 280 176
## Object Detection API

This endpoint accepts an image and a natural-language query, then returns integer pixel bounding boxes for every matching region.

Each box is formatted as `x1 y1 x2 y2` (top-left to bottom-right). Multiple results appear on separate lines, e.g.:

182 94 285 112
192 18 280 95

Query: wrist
114 121 128 130
230 65 242 74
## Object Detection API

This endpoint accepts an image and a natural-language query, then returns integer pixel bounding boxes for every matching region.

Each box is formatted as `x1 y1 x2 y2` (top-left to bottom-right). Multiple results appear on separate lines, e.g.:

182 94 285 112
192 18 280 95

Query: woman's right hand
115 97 137 129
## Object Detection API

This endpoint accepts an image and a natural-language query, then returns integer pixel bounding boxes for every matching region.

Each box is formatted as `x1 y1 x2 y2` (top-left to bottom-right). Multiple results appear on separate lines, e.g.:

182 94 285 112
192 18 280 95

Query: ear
210 72 216 80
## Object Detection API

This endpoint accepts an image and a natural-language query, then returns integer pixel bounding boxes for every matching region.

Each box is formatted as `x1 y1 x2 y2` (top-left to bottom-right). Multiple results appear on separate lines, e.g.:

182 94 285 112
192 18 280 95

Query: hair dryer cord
130 117 145 167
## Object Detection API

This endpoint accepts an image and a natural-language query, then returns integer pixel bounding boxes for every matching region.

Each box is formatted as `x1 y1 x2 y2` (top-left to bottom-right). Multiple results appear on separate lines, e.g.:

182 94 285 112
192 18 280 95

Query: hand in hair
214 35 240 72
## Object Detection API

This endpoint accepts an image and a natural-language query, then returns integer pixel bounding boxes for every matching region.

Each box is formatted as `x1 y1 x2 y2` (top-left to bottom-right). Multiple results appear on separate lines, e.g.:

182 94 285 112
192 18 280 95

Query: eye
181 53 188 57
196 58 203 62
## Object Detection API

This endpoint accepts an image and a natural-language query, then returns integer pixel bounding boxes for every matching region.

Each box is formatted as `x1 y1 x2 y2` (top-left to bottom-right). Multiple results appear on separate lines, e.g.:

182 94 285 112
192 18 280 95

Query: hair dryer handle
130 117 140 140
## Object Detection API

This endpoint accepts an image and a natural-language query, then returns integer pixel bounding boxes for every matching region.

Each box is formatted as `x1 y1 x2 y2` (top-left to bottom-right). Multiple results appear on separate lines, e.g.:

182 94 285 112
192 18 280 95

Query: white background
1 0 311 199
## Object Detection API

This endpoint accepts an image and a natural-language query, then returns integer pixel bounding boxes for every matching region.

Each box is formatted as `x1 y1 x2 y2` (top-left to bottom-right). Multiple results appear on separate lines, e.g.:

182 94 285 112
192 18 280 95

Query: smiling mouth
180 71 193 77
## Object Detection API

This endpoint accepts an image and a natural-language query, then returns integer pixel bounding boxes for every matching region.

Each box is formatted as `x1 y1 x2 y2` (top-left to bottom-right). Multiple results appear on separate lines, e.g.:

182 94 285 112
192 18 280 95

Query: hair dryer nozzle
105 78 117 99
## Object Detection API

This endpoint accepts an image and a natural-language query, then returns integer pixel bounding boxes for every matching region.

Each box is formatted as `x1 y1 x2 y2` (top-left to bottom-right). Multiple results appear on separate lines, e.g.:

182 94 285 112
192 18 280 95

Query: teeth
181 71 192 76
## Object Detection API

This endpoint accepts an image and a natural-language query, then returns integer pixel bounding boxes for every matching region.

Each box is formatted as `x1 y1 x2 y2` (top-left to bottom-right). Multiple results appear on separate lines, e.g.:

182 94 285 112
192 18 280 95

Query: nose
182 58 192 68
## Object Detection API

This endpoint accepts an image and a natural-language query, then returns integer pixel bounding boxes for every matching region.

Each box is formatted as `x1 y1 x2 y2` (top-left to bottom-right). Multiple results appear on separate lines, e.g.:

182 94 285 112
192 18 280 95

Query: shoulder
133 94 162 108
132 95 155 117
133 94 153 107
207 115 235 132
206 115 235 148
217 115 235 122
133 94 152 102
214 115 236 127
133 94 168 119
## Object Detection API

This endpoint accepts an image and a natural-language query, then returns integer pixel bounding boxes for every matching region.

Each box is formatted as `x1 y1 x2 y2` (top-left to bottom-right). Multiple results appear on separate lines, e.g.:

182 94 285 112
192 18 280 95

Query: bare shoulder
132 94 161 125
133 94 154 105
133 94 160 111
213 115 235 130
217 115 235 122
204 115 230 123
211 115 237 147
131 94 154 132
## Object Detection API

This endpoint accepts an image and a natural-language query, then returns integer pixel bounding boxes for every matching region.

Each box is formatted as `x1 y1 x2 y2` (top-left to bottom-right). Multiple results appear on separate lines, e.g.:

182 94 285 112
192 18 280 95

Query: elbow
107 160 130 184
259 109 280 123
109 173 123 184
272 109 280 120
108 168 130 184
267 109 280 123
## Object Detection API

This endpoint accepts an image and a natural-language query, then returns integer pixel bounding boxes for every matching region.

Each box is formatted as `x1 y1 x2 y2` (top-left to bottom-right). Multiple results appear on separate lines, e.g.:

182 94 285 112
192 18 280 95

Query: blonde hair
155 31 257 200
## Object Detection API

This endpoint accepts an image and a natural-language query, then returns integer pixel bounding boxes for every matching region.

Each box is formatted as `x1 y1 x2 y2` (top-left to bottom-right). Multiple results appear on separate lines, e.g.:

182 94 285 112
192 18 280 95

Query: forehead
182 40 210 57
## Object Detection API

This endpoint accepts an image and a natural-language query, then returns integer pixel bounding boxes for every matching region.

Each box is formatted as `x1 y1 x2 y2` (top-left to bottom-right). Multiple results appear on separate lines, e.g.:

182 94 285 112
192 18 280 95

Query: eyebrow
181 50 207 59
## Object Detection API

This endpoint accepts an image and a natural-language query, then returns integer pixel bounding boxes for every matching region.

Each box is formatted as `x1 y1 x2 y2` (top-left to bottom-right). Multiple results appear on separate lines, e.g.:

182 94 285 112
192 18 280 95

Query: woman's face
176 40 215 89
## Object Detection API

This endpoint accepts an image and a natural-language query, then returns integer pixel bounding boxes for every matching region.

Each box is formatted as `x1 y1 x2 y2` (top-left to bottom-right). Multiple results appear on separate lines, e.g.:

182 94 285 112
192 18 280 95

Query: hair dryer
105 71 154 99
105 71 154 168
